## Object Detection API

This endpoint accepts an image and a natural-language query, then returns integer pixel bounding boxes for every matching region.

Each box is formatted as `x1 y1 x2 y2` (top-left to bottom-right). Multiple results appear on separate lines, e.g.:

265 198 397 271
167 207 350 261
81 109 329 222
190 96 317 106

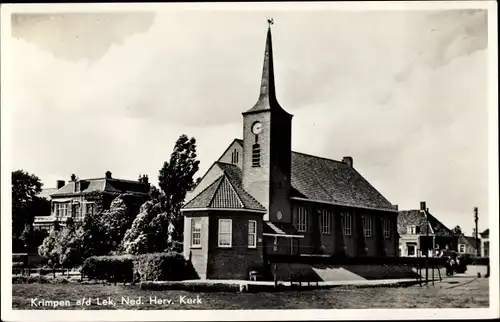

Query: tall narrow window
383 217 391 239
218 219 232 247
191 218 202 247
363 215 372 237
84 202 95 217
296 206 308 232
231 149 239 164
320 209 331 234
252 144 261 167
248 220 257 248
72 203 82 220
342 211 352 236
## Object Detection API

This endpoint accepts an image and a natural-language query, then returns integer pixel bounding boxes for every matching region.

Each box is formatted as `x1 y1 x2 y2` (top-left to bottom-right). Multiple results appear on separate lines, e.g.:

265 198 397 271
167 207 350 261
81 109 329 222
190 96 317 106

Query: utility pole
425 208 429 284
474 207 480 257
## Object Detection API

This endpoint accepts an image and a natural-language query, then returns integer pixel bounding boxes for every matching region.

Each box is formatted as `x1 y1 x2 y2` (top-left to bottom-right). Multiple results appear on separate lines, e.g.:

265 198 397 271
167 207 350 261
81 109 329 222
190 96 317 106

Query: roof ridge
292 150 345 164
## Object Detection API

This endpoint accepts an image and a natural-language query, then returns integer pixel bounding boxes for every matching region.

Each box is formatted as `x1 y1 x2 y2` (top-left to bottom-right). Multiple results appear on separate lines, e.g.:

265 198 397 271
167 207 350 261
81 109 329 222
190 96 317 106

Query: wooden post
53 267 56 278
273 264 277 287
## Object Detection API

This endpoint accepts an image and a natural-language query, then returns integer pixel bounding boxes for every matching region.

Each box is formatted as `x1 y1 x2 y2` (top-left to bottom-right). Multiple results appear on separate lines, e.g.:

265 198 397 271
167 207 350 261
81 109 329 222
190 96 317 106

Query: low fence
12 267 81 278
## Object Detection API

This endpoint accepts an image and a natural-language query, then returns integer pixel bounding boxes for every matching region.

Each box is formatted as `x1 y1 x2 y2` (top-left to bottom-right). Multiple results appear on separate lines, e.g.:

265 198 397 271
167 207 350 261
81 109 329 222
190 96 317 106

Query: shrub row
81 252 197 284
12 275 71 284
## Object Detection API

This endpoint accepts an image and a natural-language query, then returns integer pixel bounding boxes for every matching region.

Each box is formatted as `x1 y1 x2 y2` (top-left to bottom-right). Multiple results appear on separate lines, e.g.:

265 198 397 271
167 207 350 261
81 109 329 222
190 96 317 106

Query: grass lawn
12 277 489 310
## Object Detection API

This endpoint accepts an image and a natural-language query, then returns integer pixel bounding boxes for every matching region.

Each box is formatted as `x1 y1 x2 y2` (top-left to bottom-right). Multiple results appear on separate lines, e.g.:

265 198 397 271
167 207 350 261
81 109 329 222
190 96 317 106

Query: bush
134 252 193 281
81 255 134 284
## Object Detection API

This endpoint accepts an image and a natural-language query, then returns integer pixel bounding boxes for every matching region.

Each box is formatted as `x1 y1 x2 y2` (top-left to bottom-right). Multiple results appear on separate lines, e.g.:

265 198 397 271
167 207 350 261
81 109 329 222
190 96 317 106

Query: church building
181 25 399 280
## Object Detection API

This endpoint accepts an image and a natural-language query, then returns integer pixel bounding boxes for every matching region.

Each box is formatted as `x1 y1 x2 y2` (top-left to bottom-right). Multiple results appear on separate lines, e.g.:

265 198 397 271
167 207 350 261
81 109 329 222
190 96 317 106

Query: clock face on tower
252 121 262 135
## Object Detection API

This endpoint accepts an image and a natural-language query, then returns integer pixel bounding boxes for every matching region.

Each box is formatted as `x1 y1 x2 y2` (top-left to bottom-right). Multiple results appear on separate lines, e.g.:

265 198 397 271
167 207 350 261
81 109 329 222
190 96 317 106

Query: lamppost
474 207 480 257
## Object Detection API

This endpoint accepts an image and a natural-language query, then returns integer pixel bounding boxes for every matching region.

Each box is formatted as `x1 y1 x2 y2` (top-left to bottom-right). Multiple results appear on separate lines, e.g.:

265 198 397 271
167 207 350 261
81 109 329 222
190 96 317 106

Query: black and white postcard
1 1 498 321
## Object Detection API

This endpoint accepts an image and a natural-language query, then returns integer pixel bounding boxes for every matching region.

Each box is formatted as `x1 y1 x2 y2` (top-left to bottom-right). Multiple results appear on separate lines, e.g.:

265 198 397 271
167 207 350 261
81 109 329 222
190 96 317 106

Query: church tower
242 23 293 223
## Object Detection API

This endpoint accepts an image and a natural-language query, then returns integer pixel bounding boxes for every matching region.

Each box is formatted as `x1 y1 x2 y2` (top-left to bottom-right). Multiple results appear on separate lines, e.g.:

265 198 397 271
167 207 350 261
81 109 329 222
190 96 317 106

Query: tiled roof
290 152 395 211
398 210 455 237
233 139 395 211
183 171 265 212
51 177 149 197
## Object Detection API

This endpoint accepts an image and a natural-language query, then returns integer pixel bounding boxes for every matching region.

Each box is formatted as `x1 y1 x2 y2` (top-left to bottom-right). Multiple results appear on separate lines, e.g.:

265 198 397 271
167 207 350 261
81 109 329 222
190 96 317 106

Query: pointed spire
244 19 291 115
259 23 276 101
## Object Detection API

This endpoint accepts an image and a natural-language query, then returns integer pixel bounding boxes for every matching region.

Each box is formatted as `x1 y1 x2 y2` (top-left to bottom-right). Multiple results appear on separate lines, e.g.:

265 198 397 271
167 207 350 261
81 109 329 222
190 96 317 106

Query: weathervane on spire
267 17 274 28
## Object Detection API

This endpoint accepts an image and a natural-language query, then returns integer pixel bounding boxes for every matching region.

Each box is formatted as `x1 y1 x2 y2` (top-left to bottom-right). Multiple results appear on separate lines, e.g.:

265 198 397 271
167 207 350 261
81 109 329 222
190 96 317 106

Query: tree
158 134 199 245
121 200 168 254
12 170 43 241
452 225 463 236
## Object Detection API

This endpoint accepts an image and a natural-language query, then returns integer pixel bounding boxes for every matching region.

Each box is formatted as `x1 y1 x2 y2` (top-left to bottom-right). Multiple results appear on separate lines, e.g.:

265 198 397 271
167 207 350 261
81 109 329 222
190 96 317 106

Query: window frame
248 220 257 249
363 215 373 237
320 209 331 234
342 211 352 236
459 244 465 253
296 206 308 232
191 218 202 248
218 219 232 248
383 217 391 239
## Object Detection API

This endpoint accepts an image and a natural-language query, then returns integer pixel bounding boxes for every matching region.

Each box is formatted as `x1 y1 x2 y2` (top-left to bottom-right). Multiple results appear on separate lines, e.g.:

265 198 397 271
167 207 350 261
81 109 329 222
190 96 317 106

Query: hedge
134 252 194 281
12 275 71 284
81 252 197 284
81 255 135 284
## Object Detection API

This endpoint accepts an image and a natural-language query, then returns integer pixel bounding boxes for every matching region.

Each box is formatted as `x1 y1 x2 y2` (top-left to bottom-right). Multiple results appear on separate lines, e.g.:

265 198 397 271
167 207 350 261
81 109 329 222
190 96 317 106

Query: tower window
252 144 261 167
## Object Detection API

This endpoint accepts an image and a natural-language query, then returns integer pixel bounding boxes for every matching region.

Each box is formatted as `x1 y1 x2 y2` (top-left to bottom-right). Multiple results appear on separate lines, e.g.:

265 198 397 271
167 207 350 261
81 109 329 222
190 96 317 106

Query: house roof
183 169 266 212
264 221 301 237
480 229 489 237
459 235 479 248
234 139 395 212
398 209 455 237
38 188 57 200
51 177 150 197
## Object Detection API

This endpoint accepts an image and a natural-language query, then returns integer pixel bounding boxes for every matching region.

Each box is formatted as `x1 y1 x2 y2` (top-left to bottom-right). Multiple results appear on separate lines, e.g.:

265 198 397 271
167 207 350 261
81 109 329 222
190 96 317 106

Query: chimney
342 156 353 168
394 204 398 211
70 174 76 182
420 201 426 211
105 171 112 179
56 180 65 189
142 175 149 184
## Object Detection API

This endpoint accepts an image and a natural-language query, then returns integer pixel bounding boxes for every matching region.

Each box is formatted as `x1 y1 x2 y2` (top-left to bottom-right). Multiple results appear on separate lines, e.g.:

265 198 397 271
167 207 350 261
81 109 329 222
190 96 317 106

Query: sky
4 8 491 235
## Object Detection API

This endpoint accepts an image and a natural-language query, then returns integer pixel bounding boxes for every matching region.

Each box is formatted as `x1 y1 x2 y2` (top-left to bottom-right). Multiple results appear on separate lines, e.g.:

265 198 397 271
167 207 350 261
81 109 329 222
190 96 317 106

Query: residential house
34 171 150 231
181 25 399 280
398 202 457 257
457 234 480 257
480 229 489 257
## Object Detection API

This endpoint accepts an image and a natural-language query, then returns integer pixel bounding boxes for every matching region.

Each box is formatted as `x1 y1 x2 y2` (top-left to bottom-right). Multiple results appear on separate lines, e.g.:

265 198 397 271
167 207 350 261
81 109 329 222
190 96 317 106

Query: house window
407 243 416 256
72 203 82 220
84 202 95 217
296 206 308 232
407 225 421 234
459 244 465 253
363 215 372 237
252 144 261 167
342 211 352 236
320 210 331 234
218 219 232 247
191 218 202 247
383 217 391 239
56 203 70 218
248 220 257 248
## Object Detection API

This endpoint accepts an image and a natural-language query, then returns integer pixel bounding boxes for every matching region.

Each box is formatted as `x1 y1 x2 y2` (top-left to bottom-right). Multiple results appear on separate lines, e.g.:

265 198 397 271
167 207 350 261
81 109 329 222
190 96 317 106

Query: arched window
252 144 261 167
